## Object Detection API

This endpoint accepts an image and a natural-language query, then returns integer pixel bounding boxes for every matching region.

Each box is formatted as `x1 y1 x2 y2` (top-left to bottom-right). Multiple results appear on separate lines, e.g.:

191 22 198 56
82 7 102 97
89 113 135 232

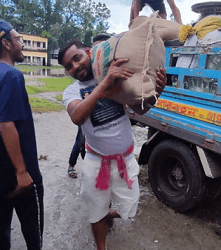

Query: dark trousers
0 183 44 250
69 126 85 166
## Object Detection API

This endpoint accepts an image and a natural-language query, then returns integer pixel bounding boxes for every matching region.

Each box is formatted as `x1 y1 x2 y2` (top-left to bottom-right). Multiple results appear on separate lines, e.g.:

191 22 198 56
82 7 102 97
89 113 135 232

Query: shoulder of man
0 64 23 85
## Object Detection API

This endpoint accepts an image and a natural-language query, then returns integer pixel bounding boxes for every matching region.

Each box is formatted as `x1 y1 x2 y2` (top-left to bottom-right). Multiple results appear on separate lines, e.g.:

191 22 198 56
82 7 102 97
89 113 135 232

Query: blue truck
128 2 221 212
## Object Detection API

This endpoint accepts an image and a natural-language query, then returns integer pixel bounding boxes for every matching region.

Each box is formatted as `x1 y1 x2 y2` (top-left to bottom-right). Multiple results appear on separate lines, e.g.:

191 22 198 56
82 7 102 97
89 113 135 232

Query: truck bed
129 46 221 155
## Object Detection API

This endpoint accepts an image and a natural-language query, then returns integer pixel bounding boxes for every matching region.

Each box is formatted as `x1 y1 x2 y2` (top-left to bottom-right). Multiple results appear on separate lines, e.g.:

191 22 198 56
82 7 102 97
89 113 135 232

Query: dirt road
11 111 221 250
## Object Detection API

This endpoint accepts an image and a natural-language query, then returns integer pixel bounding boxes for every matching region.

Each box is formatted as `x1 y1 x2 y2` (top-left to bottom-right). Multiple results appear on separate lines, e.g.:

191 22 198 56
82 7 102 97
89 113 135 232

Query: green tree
50 22 82 49
3 0 62 34
51 0 63 24
40 0 52 31
0 0 111 50
38 0 62 31
10 0 41 33
0 0 17 26
61 0 110 45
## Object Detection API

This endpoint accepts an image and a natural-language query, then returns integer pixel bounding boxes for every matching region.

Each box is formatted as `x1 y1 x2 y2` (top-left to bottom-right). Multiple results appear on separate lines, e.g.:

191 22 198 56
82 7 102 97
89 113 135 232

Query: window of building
23 40 31 46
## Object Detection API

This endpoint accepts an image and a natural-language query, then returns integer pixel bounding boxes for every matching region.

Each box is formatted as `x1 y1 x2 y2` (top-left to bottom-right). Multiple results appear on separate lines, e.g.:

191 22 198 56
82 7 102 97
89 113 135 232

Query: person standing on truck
130 0 182 25
59 38 166 250
0 19 44 249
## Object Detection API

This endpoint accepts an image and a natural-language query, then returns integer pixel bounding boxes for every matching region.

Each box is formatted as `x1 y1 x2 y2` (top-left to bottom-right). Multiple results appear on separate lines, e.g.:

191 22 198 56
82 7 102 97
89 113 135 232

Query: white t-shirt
63 79 134 156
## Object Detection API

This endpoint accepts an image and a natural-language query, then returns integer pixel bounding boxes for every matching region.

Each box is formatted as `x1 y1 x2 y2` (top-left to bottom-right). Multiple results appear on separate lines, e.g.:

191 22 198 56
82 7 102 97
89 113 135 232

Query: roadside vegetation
29 97 65 113
19 65 73 113
25 77 73 94
16 65 63 72
1 0 111 49
55 94 63 102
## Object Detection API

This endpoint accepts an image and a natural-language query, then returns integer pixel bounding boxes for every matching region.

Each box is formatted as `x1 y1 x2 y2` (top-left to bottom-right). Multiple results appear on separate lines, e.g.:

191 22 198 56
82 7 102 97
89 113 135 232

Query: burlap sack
90 13 180 114
152 15 181 41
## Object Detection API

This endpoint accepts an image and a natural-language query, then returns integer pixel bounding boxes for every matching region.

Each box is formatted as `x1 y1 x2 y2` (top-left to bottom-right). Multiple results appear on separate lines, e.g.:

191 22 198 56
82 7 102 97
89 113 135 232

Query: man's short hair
58 38 85 65
92 34 111 44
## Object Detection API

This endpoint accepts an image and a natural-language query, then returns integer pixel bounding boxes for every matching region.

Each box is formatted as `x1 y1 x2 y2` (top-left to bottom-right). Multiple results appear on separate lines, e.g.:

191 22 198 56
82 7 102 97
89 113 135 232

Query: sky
93 0 220 34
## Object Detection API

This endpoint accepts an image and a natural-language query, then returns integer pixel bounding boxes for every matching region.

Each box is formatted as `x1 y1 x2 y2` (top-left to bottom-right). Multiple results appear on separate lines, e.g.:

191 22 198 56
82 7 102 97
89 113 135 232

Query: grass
37 77 73 92
26 77 72 112
18 65 72 113
29 97 65 113
25 77 73 94
26 85 41 94
16 64 63 72
56 94 63 101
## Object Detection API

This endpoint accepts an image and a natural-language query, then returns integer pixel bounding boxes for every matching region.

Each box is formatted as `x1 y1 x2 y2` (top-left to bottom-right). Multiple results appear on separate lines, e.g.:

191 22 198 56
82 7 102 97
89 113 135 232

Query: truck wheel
148 139 205 212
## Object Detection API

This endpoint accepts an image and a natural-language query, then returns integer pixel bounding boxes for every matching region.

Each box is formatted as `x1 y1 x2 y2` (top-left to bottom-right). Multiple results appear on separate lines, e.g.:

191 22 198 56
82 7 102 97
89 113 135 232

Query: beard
75 62 94 81
15 52 24 63
83 66 93 81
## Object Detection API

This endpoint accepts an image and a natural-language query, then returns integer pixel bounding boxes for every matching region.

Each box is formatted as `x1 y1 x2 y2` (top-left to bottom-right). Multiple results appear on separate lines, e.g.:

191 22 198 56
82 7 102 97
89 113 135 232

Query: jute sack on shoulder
151 15 181 41
90 13 180 114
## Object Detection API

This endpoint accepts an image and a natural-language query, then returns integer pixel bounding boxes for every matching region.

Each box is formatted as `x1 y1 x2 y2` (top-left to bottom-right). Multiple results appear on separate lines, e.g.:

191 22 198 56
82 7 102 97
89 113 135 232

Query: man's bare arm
156 68 167 97
67 59 134 126
130 0 141 24
167 0 182 24
0 122 33 193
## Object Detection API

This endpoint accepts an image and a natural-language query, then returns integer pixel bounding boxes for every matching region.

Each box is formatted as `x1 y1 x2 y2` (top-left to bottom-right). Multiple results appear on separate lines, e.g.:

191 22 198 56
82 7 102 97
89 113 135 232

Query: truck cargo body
130 45 221 212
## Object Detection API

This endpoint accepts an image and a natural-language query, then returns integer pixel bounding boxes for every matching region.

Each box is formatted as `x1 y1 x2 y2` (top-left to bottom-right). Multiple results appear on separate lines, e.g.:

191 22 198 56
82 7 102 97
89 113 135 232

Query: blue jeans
0 183 44 250
69 126 85 166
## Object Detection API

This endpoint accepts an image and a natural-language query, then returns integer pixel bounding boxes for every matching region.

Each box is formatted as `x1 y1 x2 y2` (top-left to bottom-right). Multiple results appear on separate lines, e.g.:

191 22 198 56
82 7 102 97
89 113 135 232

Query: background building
21 33 48 66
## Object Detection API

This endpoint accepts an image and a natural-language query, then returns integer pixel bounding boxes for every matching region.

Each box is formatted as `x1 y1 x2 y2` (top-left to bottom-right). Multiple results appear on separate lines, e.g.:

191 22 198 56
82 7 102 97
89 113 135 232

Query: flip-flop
68 165 78 178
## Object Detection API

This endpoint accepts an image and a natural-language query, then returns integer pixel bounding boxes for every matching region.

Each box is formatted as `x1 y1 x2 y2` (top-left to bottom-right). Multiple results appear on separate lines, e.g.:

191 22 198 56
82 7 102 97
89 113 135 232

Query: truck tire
148 139 205 212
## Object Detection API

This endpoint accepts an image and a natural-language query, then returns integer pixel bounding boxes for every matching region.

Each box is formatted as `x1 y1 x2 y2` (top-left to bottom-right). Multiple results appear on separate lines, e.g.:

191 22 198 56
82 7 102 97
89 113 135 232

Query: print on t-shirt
80 85 125 127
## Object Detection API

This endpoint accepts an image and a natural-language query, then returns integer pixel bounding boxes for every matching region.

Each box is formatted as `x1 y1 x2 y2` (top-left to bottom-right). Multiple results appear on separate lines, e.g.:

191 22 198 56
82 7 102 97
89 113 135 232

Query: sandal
68 165 78 178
